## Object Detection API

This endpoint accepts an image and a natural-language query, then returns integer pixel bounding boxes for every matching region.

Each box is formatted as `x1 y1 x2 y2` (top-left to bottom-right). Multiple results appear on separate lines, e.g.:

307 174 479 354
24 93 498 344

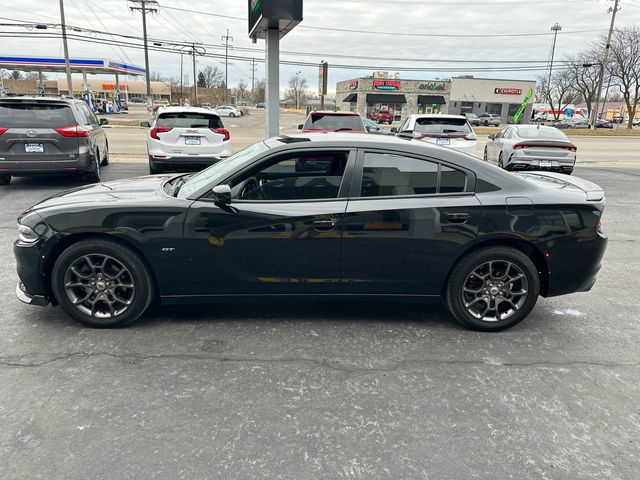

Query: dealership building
335 73 536 123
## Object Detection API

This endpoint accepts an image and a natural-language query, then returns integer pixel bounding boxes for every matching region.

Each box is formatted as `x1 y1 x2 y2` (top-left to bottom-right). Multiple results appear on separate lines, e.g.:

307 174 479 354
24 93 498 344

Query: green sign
513 88 533 123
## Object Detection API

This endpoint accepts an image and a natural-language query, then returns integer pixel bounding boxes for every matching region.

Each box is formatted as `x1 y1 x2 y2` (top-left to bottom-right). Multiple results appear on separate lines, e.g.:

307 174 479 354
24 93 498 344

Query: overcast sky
2 0 640 94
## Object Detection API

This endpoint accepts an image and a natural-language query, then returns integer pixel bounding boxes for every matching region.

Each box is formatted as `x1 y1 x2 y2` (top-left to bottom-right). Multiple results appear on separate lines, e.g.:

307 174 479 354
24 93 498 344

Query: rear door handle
445 212 470 224
313 219 337 231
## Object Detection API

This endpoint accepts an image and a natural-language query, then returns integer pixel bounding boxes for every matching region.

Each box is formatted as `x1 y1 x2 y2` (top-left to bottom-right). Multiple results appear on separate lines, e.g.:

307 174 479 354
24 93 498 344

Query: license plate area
436 138 450 145
25 143 44 153
184 136 201 145
539 160 552 167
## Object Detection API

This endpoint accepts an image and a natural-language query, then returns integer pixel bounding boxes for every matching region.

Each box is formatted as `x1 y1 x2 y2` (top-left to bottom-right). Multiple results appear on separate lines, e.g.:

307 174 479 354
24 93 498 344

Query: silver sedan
483 125 576 174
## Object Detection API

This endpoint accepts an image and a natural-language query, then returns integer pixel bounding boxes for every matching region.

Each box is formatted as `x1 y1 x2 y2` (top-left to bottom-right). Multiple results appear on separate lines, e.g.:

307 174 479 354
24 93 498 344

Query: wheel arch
43 232 159 304
443 237 550 297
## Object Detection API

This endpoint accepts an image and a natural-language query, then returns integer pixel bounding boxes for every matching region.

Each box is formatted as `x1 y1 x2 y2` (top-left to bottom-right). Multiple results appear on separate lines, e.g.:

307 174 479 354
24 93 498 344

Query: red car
368 111 379 121
376 110 394 124
299 111 366 133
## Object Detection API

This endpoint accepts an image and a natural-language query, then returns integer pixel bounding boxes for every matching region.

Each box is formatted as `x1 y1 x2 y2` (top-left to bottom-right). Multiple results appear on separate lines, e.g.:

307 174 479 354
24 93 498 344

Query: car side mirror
99 117 109 126
297 124 303 130
390 127 398 133
140 121 151 128
212 184 232 205
365 125 371 132
488 134 496 140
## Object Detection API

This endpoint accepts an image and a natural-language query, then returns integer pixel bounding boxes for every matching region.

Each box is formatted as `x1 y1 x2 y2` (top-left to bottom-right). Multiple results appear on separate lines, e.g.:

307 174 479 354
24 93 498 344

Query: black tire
100 142 109 166
149 156 162 174
484 121 490 126
498 152 504 169
483 147 488 162
51 238 154 328
229 112 235 118
445 246 540 332
85 150 101 183
0 174 11 185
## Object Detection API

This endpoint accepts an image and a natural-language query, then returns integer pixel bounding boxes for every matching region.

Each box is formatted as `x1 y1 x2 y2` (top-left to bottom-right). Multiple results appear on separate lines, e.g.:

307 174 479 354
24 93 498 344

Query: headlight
18 224 40 244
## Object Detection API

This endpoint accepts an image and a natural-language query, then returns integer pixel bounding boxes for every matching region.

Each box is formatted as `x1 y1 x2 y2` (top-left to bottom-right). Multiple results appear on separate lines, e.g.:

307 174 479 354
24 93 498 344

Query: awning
366 93 407 104
343 93 358 103
418 95 446 105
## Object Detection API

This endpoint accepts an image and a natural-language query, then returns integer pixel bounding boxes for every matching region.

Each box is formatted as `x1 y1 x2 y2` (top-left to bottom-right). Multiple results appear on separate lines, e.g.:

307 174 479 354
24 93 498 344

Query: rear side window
157 112 223 129
361 153 469 197
304 114 364 131
414 117 471 134
0 103 76 128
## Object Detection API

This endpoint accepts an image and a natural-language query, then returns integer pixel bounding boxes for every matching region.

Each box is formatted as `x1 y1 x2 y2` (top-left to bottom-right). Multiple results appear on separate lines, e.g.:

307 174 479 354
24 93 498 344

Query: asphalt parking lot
1 147 640 477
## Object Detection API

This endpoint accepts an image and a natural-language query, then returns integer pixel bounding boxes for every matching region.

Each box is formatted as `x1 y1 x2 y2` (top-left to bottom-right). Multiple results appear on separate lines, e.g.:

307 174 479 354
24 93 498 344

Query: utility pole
191 43 198 105
250 57 257 104
179 52 183 105
592 0 621 129
129 0 158 106
58 0 73 97
222 29 233 103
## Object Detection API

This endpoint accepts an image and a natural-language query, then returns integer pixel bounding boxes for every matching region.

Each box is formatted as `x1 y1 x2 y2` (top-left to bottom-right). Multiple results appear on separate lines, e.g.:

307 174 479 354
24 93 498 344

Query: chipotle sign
495 88 523 95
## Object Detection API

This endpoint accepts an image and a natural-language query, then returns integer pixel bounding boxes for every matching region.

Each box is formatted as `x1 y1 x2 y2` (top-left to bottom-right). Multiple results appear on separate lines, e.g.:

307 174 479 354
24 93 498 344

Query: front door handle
445 212 470 224
313 219 337 232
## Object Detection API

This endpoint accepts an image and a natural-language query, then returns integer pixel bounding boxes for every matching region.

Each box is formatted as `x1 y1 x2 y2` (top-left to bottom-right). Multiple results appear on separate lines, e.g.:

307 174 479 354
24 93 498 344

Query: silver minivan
0 97 109 185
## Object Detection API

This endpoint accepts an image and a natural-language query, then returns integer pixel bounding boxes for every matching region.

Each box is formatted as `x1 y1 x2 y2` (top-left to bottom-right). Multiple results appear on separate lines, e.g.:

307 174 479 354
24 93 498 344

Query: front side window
232 151 349 201
360 152 467 197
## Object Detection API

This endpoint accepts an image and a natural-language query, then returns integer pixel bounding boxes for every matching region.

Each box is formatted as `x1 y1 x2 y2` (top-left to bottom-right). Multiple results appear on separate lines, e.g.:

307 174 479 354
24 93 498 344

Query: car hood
27 174 175 213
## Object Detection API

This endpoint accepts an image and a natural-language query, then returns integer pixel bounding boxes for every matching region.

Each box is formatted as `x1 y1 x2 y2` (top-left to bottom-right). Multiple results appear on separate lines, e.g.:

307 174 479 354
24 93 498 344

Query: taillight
54 125 90 137
464 133 477 141
514 142 577 152
211 128 230 141
565 145 577 152
150 126 172 140
513 143 527 150
0 127 8 135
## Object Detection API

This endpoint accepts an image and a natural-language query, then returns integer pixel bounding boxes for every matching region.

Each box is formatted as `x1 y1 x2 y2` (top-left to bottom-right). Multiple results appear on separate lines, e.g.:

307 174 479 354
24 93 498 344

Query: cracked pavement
1 163 639 479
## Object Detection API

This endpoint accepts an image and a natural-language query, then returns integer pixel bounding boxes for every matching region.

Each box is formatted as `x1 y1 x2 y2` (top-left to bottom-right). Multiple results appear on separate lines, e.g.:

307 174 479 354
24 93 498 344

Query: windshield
303 113 364 131
414 117 471 134
516 126 569 140
177 141 270 198
157 112 223 129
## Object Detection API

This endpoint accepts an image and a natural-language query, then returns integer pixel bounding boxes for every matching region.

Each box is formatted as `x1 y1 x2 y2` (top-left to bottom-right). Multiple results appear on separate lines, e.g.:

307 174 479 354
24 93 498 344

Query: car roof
0 96 78 104
309 110 360 116
156 106 220 116
408 114 468 120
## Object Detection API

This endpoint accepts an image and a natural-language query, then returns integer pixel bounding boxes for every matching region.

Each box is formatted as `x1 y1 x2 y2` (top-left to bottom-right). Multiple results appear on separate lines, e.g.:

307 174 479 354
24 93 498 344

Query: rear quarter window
0 103 76 128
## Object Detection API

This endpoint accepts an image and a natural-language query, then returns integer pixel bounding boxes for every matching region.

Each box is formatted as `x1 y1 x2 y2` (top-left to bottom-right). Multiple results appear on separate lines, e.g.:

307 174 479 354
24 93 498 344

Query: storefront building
336 73 450 120
56 78 172 102
448 76 536 123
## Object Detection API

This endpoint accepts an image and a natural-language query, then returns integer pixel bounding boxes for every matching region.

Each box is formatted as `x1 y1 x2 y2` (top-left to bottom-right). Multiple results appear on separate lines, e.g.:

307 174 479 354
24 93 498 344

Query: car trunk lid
516 172 605 202
153 111 228 156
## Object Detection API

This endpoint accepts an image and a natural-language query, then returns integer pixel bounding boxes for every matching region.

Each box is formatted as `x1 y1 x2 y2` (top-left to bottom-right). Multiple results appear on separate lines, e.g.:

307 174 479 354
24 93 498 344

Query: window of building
460 101 474 113
485 103 503 115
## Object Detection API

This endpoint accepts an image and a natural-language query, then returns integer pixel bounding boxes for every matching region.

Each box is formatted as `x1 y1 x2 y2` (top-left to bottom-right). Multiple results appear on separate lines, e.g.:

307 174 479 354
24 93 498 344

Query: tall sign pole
592 0 621 129
318 61 328 110
58 0 73 97
249 0 303 138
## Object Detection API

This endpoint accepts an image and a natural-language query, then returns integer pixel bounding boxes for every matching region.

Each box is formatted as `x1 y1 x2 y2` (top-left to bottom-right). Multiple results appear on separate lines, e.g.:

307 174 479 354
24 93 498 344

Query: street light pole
592 0 621 129
58 0 73 97
547 23 562 90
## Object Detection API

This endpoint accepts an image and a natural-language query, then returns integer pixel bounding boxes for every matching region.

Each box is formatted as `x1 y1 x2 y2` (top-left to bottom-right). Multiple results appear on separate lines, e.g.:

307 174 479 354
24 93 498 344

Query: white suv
395 114 478 157
142 107 231 174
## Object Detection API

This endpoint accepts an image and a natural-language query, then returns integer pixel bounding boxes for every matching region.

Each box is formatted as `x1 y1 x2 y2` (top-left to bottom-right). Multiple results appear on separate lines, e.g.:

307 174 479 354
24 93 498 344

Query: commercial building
336 73 536 123
336 72 450 120
448 76 536 123
56 78 171 102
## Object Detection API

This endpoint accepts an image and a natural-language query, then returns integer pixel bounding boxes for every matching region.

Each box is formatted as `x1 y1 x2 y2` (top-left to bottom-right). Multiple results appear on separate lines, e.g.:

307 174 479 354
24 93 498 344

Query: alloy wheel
462 260 529 322
63 254 135 318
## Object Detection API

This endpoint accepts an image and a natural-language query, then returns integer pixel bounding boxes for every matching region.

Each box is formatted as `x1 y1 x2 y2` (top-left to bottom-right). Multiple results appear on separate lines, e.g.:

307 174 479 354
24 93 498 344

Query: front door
181 149 356 297
341 149 481 296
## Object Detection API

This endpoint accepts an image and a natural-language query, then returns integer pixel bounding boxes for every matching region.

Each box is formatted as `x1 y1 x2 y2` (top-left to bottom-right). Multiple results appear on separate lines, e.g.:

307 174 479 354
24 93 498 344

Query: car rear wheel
498 153 504 168
51 238 154 328
483 147 488 162
100 142 109 166
0 174 11 185
445 247 540 331
229 112 235 118
85 150 101 183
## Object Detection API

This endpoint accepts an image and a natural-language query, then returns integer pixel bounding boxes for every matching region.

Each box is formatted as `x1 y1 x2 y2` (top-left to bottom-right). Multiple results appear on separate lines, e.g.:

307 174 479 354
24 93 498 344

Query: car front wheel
0 174 11 185
51 238 154 328
445 246 540 331
229 112 235 118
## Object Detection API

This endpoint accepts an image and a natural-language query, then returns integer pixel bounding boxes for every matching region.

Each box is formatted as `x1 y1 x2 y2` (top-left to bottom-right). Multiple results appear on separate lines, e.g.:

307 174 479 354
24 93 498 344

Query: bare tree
253 79 265 103
606 26 640 129
24 72 47 81
149 71 167 82
233 79 248 102
286 75 308 109
200 65 224 88
537 69 579 121
566 49 602 119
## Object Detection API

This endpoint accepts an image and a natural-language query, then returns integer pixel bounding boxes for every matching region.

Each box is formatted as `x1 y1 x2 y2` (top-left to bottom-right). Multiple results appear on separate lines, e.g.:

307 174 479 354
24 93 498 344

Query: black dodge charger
14 134 607 331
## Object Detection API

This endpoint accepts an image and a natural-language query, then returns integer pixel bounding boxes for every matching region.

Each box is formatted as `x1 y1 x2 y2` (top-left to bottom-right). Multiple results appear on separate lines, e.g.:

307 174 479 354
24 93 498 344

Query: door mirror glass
390 127 398 133
212 184 232 205
98 117 109 126
297 124 304 130
140 120 151 128
365 125 371 132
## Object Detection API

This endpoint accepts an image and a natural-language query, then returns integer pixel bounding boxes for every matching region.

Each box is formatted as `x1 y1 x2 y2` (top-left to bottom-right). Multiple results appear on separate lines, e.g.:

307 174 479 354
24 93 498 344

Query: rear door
0 100 79 161
155 111 227 156
341 149 481 296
